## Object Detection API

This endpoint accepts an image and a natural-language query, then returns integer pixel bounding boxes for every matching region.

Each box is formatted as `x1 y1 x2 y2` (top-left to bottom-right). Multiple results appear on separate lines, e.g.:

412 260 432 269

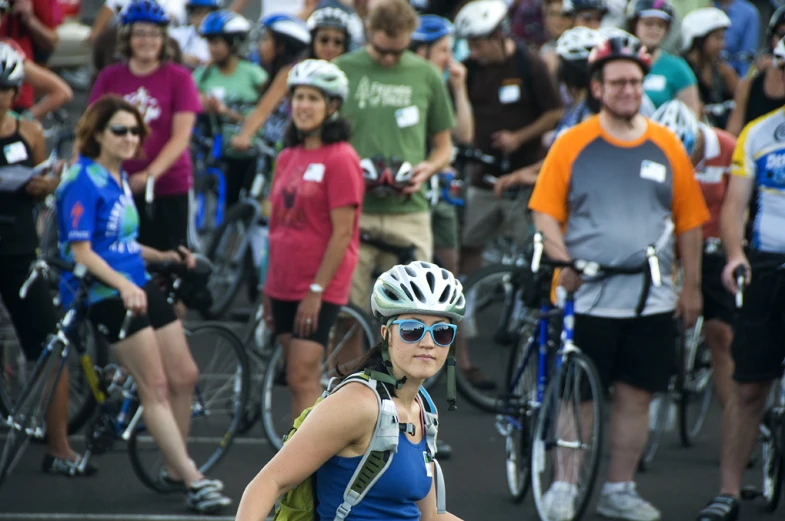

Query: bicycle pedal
740 486 761 500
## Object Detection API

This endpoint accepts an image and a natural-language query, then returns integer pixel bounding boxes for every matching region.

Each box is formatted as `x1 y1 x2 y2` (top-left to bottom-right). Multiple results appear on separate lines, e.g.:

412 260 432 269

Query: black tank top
0 118 38 255
744 72 785 125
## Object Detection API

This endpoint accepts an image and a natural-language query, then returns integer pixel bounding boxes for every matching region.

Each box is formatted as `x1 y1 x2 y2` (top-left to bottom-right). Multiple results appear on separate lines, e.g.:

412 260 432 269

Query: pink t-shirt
265 142 364 305
88 62 202 196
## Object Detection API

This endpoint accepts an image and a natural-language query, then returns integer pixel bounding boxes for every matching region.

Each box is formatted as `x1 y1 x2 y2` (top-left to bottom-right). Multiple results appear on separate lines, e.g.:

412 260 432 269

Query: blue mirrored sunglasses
391 319 457 347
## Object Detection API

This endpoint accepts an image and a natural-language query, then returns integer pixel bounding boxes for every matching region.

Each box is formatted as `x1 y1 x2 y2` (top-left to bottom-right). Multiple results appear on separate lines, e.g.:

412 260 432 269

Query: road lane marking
0 434 269 445
0 515 273 521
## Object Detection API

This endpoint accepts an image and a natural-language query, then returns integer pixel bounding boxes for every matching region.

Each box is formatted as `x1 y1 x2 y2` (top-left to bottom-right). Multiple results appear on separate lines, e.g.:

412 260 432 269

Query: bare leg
284 335 323 421
705 319 734 409
45 365 73 459
607 382 651 483
155 320 199 446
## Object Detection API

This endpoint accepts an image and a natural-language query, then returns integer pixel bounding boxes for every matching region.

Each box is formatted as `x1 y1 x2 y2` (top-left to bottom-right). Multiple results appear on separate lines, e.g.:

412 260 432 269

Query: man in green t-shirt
334 0 455 312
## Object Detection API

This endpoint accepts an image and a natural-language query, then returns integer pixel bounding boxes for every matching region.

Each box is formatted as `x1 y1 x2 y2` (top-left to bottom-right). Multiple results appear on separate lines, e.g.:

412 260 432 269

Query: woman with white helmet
726 9 785 136
231 13 311 151
307 6 362 61
193 10 268 207
260 59 364 430
681 7 738 129
237 260 464 521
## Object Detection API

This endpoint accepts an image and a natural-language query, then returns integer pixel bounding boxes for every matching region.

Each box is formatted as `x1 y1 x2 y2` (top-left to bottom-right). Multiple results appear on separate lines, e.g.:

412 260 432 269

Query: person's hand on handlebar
231 133 252 151
161 246 196 269
120 281 147 316
402 161 434 195
557 267 583 293
721 255 751 295
675 283 702 328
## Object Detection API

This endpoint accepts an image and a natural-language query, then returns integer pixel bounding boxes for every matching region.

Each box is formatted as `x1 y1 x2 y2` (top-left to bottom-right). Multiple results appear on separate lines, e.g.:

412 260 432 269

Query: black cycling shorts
133 192 189 252
731 250 785 383
87 280 178 343
573 312 677 394
270 297 343 347
702 252 735 325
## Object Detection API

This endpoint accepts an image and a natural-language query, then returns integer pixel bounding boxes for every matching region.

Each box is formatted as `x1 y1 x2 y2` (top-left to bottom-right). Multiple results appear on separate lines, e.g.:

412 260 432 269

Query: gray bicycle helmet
0 43 24 88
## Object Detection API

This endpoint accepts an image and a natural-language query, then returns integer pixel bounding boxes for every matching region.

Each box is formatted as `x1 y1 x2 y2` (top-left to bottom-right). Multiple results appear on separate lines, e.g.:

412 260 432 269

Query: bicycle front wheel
261 304 375 451
678 318 713 447
531 349 605 521
127 323 250 493
638 392 670 471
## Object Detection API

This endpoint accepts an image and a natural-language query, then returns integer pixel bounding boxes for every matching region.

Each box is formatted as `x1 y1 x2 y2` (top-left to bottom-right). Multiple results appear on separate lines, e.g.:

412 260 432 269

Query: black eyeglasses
391 320 458 347
370 40 407 58
108 125 141 137
317 36 346 47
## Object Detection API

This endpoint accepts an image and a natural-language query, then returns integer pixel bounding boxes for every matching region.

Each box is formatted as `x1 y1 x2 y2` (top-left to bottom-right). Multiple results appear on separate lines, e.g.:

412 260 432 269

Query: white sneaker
597 482 661 521
541 481 578 521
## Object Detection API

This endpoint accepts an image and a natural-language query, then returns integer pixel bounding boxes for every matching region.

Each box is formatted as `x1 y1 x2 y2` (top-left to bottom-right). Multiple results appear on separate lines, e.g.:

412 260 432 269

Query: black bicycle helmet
769 6 785 43
588 32 652 75
625 0 674 32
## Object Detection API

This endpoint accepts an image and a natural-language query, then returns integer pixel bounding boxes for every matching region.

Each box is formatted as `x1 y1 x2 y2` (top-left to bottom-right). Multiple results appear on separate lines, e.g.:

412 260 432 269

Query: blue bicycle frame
193 131 227 232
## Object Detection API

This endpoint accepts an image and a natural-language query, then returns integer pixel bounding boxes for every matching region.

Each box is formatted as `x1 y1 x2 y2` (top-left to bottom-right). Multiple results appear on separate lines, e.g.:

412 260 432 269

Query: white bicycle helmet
454 0 508 39
681 7 731 52
556 26 605 61
0 43 24 88
286 59 348 102
307 7 351 32
774 36 785 68
651 100 700 155
371 261 465 323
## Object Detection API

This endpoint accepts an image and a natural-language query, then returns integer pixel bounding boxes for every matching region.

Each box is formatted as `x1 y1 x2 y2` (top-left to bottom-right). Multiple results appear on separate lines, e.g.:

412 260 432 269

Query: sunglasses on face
317 36 345 47
108 125 141 137
131 30 164 39
391 319 457 347
370 41 407 58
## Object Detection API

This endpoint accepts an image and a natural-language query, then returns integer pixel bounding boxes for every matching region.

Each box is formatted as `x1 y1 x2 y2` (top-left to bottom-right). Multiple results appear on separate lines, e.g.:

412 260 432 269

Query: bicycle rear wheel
203 202 256 319
127 323 249 493
638 392 670 471
456 264 530 412
531 350 604 521
678 317 713 447
261 304 375 451
0 342 66 488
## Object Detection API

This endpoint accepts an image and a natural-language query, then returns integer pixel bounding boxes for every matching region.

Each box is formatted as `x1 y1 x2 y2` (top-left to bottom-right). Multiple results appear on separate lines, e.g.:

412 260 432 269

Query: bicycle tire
638 393 669 471
261 304 375 451
503 328 537 503
203 202 257 319
127 323 250 493
531 350 605 521
456 264 526 413
760 380 784 512
0 342 66 489
678 319 713 447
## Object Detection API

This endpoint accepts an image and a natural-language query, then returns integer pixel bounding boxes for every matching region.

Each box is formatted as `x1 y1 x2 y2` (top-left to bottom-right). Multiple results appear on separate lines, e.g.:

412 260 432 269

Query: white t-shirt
261 0 305 18
107 0 188 26
169 24 210 63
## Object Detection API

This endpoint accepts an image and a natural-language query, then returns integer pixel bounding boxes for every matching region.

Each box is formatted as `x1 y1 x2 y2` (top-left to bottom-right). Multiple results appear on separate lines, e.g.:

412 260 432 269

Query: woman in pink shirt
263 59 364 421
88 0 202 252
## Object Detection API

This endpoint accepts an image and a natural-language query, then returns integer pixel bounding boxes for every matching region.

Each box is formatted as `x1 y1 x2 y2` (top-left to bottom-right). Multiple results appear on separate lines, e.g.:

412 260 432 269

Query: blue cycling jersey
56 156 149 306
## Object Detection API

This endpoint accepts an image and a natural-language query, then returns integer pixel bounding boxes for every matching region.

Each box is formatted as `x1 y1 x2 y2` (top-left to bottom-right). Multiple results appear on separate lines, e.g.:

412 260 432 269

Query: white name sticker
640 160 666 183
695 166 725 184
643 74 667 92
499 84 521 104
423 452 433 477
3 142 28 164
395 105 420 128
303 163 325 183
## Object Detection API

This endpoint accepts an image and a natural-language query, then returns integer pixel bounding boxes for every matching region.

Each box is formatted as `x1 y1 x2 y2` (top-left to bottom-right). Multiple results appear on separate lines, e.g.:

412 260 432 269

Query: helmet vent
440 268 450 280
425 271 436 292
410 282 426 303
405 266 417 277
383 288 400 301
399 284 414 302
438 286 450 304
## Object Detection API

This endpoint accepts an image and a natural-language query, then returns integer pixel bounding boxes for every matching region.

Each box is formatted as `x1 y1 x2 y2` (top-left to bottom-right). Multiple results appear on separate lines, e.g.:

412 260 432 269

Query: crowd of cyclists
1 0 785 519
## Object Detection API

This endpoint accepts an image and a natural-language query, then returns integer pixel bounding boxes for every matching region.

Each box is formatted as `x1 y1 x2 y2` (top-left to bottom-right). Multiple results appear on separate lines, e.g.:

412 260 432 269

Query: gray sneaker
186 478 232 514
597 482 660 521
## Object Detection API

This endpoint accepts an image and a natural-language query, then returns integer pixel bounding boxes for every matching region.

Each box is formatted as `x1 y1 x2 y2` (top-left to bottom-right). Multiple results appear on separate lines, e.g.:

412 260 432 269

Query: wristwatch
309 283 324 294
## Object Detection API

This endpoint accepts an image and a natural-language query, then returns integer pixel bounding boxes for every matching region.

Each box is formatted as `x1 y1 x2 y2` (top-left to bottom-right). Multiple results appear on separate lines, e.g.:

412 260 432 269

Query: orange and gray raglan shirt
529 115 709 318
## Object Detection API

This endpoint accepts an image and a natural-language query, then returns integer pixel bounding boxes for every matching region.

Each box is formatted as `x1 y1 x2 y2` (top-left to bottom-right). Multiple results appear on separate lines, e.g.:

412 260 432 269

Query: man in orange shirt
529 32 708 521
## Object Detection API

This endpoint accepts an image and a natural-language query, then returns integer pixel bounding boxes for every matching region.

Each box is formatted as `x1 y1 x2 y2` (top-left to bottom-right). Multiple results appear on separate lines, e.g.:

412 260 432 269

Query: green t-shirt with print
643 51 697 109
334 49 456 214
193 60 269 157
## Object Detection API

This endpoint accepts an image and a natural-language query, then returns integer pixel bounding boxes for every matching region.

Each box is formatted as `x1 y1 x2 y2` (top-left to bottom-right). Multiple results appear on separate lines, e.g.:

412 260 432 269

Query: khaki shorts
431 200 460 250
462 186 533 248
350 212 433 313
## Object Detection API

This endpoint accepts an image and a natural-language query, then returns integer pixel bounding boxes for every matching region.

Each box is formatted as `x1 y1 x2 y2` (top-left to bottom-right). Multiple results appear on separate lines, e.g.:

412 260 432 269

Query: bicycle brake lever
646 246 662 287
531 233 544 273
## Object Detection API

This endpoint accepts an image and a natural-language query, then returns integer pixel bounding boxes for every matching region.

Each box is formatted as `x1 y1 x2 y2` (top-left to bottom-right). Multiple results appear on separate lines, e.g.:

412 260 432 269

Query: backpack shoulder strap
330 373 400 521
417 386 447 514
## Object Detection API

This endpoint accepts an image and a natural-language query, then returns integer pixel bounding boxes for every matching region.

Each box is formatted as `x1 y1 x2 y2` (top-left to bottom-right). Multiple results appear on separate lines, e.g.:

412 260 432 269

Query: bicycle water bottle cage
361 155 414 197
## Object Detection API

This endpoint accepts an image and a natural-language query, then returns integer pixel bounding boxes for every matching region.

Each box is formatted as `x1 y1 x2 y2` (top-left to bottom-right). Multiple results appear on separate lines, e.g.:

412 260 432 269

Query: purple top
89 62 202 196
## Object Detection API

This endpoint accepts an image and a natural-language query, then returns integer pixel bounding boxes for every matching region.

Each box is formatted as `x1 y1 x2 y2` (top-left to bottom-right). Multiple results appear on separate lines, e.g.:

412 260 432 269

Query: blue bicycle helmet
260 13 311 46
120 0 170 26
186 0 221 8
412 15 454 44
200 10 251 37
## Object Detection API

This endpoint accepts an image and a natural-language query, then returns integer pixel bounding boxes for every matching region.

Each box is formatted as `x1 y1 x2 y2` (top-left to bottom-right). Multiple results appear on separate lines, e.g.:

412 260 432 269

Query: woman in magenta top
263 59 363 421
88 0 202 252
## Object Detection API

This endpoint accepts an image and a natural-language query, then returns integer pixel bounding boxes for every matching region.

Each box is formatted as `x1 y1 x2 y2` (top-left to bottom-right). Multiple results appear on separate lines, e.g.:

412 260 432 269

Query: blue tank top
315 432 432 521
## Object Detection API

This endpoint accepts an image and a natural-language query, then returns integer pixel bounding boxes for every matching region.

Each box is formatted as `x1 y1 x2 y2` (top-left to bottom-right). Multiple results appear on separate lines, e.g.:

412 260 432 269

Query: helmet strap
365 328 407 389
446 346 457 411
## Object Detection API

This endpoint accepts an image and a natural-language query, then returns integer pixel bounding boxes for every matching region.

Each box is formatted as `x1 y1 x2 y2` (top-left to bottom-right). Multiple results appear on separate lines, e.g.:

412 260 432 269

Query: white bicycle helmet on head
774 36 785 68
681 7 731 52
454 0 508 39
371 261 465 324
651 100 700 156
0 43 24 88
556 26 605 61
287 59 348 102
